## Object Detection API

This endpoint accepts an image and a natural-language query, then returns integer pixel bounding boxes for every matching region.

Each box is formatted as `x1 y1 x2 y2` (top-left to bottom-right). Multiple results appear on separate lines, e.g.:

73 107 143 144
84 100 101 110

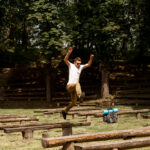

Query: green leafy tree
0 0 31 65
27 0 72 65
70 0 150 98
27 0 73 101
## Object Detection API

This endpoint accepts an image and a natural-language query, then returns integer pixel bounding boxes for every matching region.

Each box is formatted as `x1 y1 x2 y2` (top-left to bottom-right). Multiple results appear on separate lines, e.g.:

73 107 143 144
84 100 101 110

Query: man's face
74 60 81 68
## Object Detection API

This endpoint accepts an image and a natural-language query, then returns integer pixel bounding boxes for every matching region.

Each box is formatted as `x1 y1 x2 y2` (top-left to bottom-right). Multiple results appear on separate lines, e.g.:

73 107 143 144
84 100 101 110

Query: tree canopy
0 0 150 67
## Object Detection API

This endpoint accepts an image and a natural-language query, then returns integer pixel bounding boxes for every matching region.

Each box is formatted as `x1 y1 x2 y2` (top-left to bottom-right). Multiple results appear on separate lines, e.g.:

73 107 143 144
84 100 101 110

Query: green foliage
0 0 150 66
27 0 72 65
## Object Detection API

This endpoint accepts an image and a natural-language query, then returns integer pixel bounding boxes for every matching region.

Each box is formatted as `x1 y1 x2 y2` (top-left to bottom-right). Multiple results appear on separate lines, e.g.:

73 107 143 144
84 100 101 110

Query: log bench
42 126 150 150
34 108 102 119
60 109 131 121
0 114 27 119
0 117 39 124
77 109 150 122
108 109 150 119
65 109 132 121
74 137 150 150
34 108 101 115
67 110 103 120
34 108 63 113
4 121 91 139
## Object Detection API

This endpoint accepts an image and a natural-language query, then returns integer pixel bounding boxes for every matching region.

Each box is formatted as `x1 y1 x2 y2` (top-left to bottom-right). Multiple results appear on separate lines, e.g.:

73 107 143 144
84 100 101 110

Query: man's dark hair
74 57 82 62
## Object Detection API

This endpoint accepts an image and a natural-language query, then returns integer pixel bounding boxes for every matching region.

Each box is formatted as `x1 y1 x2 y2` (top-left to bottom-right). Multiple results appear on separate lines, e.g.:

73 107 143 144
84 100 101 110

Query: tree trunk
101 68 110 98
45 65 51 102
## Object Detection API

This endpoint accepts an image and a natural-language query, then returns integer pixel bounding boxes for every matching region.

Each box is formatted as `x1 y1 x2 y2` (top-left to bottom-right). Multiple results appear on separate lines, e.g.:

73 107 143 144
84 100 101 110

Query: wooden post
62 126 74 150
100 67 110 99
22 129 33 139
136 113 141 119
20 120 26 124
45 65 51 103
62 142 74 150
62 127 72 136
42 132 49 138
86 115 91 122
72 114 77 119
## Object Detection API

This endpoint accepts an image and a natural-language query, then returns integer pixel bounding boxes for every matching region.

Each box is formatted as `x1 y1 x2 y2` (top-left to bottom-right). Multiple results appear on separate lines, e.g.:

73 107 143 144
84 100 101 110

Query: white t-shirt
67 63 87 85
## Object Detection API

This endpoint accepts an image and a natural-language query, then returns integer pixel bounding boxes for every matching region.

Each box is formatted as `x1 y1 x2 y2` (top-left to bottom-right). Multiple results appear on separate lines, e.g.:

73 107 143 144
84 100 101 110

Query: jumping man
62 47 94 119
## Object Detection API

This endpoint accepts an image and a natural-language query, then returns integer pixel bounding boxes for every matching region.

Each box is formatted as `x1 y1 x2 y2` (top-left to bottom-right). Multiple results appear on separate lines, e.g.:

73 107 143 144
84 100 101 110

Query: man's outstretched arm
64 47 73 67
83 54 94 69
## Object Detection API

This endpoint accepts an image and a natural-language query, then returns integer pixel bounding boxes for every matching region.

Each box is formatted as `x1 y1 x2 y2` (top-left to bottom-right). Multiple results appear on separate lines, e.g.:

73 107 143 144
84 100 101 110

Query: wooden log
0 117 39 123
0 114 26 116
0 115 27 119
34 108 63 113
42 126 150 148
5 122 90 140
69 109 131 119
74 137 150 150
3 96 46 100
34 110 50 113
5 87 45 92
118 109 150 115
116 94 150 99
52 95 97 102
70 108 101 112
116 89 150 94
4 122 91 133
114 99 150 105
94 109 150 118
0 122 66 130
69 110 103 115
5 91 45 96
44 108 102 115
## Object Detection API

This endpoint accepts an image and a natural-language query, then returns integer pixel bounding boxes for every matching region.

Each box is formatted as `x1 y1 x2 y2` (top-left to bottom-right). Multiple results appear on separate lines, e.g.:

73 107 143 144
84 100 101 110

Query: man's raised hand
90 54 94 59
68 47 73 54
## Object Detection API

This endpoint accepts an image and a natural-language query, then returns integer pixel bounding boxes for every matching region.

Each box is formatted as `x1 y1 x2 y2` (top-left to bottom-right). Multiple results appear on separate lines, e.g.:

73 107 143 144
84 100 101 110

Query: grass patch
0 105 150 149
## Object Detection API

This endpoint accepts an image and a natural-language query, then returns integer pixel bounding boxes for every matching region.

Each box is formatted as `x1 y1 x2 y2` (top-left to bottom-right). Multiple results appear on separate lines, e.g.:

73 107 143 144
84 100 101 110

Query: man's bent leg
65 91 77 113
76 83 82 98
66 83 76 93
62 84 76 119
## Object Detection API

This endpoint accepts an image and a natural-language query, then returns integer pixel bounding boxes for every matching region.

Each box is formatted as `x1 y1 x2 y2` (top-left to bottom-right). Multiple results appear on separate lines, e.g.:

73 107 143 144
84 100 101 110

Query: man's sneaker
62 110 67 120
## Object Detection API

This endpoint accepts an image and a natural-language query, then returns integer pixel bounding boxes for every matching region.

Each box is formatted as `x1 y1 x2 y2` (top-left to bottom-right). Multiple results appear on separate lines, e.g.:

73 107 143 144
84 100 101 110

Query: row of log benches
38 107 150 150
42 126 150 150
34 107 150 122
1 107 150 150
0 113 91 140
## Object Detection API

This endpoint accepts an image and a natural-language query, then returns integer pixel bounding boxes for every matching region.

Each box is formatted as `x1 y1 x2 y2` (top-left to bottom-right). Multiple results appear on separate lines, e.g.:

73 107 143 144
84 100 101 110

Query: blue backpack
103 108 118 123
